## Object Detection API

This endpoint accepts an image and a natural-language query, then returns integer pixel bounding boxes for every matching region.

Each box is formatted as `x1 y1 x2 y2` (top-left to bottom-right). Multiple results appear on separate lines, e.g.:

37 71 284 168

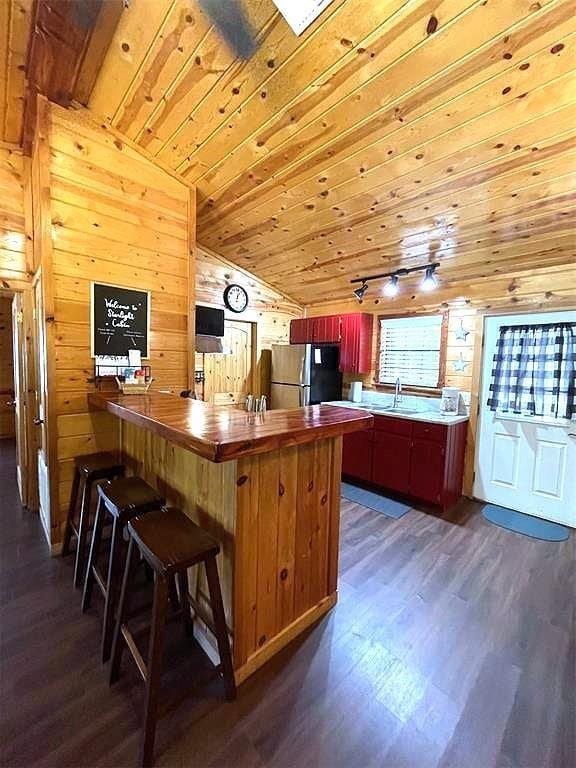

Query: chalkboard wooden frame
90 281 151 359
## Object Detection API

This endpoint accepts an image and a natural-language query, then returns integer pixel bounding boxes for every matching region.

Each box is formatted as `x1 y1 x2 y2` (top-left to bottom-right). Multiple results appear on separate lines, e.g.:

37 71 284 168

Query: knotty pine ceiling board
0 0 33 144
88 0 575 307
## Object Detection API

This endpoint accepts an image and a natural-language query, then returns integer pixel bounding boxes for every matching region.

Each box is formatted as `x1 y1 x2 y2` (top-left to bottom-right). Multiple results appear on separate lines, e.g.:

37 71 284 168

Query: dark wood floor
1 437 574 768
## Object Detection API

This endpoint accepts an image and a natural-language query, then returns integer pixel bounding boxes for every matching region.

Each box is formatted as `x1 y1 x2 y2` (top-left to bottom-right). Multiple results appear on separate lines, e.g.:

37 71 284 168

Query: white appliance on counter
349 381 363 403
271 344 343 409
440 386 460 414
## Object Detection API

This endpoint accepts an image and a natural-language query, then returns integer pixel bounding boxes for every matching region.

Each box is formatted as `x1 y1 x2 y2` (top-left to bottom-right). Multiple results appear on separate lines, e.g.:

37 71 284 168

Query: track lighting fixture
351 262 440 299
383 274 399 297
420 264 438 291
353 281 369 301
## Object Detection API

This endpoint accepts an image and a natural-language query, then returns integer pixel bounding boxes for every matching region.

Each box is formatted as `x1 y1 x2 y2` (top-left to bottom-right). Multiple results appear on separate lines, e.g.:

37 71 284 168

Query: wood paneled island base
89 393 372 684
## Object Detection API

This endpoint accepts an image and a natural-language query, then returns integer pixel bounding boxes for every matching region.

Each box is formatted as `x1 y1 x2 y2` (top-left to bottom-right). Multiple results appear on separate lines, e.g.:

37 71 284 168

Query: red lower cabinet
408 438 445 504
371 431 411 494
342 417 467 511
342 429 373 484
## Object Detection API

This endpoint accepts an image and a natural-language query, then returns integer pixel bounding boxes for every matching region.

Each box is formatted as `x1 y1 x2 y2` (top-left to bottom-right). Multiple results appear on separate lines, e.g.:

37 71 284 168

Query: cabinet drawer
372 415 412 436
412 421 447 442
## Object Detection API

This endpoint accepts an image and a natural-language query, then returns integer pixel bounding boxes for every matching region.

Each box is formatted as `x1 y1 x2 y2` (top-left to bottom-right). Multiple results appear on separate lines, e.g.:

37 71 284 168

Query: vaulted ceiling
4 0 576 307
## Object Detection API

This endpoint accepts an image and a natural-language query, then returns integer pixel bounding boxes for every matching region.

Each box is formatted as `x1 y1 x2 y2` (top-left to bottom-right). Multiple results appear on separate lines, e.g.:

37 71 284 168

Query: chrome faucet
393 377 402 407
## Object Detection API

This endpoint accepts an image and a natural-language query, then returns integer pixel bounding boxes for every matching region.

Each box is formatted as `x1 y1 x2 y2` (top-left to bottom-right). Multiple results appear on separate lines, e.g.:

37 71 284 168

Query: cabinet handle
33 418 44 426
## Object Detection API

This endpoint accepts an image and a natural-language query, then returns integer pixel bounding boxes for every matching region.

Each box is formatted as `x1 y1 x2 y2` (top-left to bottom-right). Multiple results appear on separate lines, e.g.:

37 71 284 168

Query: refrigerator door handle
301 344 311 386
300 387 310 406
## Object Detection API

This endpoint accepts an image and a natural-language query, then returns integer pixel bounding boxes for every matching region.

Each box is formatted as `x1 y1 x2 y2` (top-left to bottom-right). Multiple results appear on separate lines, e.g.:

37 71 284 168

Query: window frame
375 312 449 392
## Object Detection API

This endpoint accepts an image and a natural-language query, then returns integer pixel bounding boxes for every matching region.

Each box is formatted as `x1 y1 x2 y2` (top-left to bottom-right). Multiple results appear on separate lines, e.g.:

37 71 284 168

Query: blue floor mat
341 483 410 519
482 504 570 542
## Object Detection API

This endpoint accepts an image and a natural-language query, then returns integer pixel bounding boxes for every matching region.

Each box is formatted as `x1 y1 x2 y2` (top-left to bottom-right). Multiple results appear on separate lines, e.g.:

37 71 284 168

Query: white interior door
474 311 576 527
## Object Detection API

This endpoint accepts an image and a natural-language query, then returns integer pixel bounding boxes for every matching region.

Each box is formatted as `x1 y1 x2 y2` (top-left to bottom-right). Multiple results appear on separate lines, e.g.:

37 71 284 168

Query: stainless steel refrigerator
270 344 343 409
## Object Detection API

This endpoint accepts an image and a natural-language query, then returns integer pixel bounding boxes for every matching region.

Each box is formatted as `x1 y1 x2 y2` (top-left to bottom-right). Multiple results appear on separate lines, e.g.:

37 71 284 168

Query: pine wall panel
45 104 194 542
0 145 28 289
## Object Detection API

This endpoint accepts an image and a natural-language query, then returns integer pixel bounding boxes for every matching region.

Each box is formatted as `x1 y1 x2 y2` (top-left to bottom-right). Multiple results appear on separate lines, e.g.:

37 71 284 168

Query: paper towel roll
349 381 363 403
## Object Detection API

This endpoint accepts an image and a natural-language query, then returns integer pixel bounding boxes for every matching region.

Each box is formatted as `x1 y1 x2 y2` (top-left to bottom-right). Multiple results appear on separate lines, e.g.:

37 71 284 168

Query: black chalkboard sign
91 282 150 358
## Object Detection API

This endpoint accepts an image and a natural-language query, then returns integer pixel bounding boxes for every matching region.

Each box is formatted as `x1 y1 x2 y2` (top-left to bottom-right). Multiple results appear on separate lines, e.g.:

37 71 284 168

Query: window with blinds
378 314 445 388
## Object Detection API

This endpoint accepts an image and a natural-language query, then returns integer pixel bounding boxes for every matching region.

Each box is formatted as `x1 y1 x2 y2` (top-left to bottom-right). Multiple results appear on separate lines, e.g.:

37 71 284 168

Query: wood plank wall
41 103 194 544
195 245 303 397
0 296 15 438
0 144 28 290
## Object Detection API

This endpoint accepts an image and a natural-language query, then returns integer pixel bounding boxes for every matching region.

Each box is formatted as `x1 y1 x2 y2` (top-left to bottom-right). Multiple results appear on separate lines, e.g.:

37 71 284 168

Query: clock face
224 284 249 313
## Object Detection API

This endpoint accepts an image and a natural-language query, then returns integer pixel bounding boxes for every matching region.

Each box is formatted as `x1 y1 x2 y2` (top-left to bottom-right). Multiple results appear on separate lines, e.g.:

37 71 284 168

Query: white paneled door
474 311 576 528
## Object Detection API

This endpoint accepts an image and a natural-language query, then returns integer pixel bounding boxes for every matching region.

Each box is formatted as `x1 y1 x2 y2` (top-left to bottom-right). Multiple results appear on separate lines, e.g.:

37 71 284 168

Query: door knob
33 418 44 426
6 399 16 407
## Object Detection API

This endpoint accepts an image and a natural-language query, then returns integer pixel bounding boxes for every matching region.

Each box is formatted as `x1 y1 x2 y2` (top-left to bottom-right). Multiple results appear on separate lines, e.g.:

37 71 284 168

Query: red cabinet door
290 318 314 343
342 429 373 483
339 314 373 373
408 438 446 504
312 315 341 343
371 430 412 494
340 314 359 372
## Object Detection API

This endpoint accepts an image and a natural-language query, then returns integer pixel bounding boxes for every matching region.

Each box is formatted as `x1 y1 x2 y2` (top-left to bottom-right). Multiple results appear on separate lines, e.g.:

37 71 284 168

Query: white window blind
378 315 444 388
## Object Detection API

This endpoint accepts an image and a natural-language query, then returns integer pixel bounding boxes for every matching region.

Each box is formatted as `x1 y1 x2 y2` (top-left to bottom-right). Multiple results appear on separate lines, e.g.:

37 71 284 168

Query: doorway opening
0 287 39 524
0 294 17 460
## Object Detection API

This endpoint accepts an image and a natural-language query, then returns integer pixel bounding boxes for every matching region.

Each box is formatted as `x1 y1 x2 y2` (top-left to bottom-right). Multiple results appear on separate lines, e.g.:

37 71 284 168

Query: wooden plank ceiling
15 1 576 306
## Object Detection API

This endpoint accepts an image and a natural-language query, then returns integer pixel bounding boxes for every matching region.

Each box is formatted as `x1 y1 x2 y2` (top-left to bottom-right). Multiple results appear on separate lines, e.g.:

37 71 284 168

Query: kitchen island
88 392 372 684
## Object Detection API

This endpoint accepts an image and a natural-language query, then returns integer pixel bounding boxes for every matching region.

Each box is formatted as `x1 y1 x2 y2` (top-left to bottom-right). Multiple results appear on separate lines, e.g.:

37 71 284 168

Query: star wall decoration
455 319 470 341
452 353 469 373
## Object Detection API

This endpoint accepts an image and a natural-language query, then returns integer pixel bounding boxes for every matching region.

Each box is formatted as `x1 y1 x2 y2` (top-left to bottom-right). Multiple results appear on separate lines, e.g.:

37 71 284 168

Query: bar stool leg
73 478 93 588
102 515 124 663
62 468 81 558
177 571 194 637
205 556 236 701
81 495 105 613
140 575 169 768
109 537 138 686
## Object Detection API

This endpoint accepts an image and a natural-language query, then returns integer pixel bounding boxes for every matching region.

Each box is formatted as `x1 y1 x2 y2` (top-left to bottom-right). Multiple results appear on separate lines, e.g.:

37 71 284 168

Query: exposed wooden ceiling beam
22 0 124 154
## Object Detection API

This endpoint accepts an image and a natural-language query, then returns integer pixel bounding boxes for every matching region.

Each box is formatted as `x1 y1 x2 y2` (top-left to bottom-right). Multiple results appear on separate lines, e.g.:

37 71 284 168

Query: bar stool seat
130 508 220 575
62 452 125 587
82 476 164 663
110 508 236 768
76 452 125 478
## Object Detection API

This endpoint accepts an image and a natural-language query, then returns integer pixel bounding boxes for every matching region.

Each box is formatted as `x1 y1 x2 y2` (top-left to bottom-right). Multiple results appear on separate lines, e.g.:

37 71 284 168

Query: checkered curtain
488 323 576 419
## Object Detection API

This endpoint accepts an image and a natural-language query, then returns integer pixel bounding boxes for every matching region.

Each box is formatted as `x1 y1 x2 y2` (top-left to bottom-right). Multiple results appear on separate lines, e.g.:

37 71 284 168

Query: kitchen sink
354 404 419 415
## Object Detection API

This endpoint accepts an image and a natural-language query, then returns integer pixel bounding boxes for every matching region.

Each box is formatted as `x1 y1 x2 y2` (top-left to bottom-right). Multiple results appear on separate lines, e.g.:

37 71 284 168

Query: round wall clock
223 284 249 313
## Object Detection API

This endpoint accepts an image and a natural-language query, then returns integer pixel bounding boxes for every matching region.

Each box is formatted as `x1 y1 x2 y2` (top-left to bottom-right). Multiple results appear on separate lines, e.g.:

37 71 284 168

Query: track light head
420 265 438 292
353 281 368 301
383 274 399 297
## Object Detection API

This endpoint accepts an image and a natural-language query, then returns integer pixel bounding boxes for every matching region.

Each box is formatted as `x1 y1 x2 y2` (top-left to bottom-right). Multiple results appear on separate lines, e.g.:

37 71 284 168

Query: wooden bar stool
109 507 236 768
81 476 164 663
62 452 125 587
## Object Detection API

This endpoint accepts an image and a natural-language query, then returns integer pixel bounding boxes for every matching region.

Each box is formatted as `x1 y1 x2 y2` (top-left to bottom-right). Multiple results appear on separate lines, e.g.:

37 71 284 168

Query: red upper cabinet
313 315 341 343
289 313 372 373
289 318 314 344
340 313 373 374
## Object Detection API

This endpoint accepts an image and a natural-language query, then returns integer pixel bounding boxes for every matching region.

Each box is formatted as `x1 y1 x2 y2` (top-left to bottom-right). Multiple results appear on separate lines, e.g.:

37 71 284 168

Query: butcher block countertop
89 391 373 463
